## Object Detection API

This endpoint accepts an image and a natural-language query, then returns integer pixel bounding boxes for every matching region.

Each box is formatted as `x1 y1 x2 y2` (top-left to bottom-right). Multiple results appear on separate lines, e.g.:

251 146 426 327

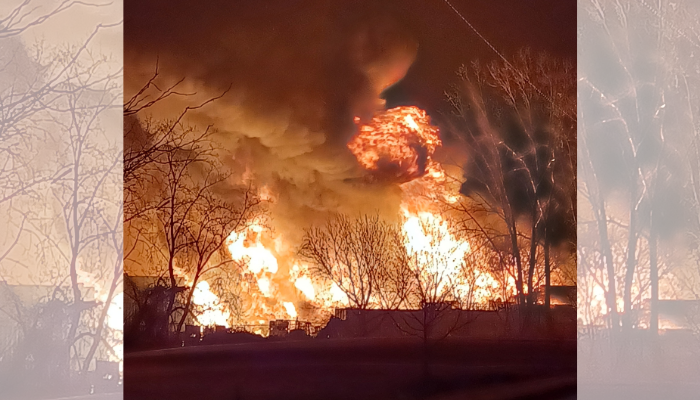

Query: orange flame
192 281 231 327
226 220 303 328
348 106 441 182
171 266 232 328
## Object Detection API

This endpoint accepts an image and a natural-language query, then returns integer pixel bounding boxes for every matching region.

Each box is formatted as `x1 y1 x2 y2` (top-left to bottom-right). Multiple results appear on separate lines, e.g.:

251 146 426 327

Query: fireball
348 106 441 182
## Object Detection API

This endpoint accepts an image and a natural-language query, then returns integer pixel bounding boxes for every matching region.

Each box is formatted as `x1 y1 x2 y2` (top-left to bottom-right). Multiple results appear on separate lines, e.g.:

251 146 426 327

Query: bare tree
578 0 697 340
11 54 123 380
298 213 400 309
174 185 260 333
123 68 228 224
123 60 261 347
450 200 522 306
125 116 262 341
0 0 122 393
396 214 473 330
389 215 477 380
374 228 416 310
446 49 575 311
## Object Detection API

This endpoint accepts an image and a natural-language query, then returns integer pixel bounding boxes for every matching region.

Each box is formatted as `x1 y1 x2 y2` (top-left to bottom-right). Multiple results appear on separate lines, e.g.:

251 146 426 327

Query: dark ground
578 382 700 400
124 338 576 400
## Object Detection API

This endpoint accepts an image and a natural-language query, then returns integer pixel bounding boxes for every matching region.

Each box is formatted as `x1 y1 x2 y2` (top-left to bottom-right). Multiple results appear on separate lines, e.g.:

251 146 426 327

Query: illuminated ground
124 338 575 400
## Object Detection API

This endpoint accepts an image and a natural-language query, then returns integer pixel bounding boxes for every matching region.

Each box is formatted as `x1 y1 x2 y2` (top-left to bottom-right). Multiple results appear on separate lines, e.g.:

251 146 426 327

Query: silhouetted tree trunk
649 223 658 336
422 308 431 382
176 276 199 334
623 173 639 334
507 214 526 307
82 251 121 374
527 204 539 306
544 232 551 309
598 198 620 331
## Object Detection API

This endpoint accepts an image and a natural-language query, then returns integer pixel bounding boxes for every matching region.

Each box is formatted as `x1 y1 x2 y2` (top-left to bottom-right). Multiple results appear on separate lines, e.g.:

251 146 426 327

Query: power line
638 0 700 50
441 0 512 71
440 0 574 119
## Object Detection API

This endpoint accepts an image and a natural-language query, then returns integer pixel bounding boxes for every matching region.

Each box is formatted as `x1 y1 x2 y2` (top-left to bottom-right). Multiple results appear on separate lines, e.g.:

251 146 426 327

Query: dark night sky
380 0 576 110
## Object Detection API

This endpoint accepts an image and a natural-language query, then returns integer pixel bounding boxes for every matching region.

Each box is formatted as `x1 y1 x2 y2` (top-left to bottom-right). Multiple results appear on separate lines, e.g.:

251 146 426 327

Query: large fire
185 105 517 334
